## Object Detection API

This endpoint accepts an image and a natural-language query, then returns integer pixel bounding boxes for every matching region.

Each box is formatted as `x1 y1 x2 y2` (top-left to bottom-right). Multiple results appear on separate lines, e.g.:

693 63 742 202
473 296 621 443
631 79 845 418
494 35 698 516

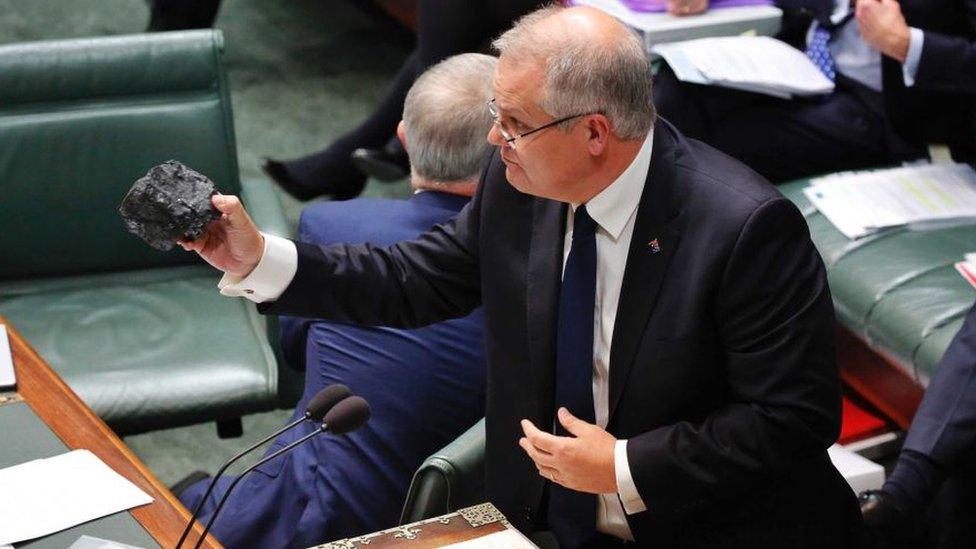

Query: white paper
68 535 147 549
0 450 153 545
828 444 885 495
0 325 14 390
439 528 539 549
806 163 976 239
652 36 834 98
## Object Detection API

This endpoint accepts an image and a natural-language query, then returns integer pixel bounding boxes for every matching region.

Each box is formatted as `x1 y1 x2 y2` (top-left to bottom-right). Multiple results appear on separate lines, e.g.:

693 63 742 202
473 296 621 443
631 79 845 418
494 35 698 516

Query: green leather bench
0 30 296 435
779 180 975 384
777 170 976 427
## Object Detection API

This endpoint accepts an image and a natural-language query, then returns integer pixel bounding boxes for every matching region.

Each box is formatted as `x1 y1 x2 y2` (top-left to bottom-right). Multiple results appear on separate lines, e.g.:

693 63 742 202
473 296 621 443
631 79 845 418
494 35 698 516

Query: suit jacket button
523 506 534 523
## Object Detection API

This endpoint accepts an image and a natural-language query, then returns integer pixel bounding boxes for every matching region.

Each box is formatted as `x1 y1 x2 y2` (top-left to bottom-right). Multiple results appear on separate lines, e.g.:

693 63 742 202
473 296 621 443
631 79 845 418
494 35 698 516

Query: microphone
322 395 371 434
193 396 372 549
175 384 351 549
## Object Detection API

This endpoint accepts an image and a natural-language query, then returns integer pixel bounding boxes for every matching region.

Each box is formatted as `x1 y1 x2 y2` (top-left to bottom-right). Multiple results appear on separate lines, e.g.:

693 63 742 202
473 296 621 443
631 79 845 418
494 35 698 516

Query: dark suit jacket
903 300 976 469
184 192 487 548
884 0 976 161
261 120 862 547
779 0 976 161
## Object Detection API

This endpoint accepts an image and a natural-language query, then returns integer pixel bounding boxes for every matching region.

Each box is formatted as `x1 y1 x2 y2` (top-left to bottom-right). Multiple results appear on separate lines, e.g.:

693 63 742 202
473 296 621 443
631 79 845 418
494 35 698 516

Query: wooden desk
1 316 221 549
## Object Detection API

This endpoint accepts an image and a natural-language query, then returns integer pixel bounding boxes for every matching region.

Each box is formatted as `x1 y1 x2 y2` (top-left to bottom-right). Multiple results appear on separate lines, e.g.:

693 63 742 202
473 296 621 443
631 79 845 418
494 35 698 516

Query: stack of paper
651 35 834 98
571 0 782 48
804 163 976 239
0 450 153 546
0 325 14 391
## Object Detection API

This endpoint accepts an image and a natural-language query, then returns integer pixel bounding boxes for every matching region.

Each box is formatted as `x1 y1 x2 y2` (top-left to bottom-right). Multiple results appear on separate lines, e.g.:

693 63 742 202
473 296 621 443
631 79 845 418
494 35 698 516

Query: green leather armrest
400 418 486 524
239 178 303 406
241 178 291 239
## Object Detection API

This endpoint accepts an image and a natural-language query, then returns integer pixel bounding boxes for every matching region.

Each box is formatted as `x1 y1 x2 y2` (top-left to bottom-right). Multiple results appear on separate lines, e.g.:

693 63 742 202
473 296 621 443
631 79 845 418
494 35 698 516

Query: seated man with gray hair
177 52 497 548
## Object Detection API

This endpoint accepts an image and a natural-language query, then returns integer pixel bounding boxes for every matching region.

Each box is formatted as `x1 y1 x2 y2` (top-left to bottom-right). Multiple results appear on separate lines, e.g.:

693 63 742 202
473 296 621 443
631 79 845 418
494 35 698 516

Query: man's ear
397 120 408 152
585 115 612 156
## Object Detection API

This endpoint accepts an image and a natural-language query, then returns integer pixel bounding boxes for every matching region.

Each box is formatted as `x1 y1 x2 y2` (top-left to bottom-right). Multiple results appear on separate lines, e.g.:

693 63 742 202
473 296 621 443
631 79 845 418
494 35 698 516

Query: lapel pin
648 238 661 254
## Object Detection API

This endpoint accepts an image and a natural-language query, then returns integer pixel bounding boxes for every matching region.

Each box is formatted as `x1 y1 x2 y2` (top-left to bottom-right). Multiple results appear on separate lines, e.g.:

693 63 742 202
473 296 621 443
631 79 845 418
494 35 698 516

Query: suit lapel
608 124 681 422
526 197 567 424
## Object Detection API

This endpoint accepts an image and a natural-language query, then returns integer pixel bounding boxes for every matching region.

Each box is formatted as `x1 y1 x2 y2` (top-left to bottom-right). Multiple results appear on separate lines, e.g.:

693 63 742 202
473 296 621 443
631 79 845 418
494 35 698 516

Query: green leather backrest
0 30 241 279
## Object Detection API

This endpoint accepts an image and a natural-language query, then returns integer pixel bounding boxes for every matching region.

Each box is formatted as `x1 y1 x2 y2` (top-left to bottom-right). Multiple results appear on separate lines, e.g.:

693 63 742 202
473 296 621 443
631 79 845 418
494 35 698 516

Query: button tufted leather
780 178 975 385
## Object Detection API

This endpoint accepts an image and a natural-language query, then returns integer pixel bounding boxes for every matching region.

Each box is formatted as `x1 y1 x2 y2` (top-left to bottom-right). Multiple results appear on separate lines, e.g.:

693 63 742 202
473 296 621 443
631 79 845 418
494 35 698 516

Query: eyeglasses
487 98 591 150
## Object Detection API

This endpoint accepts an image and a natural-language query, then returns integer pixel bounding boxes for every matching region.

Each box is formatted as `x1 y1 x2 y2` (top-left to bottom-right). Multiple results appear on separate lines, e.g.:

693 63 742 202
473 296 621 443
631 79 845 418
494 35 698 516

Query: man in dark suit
177 53 496 548
183 6 862 547
655 0 976 183
860 300 976 548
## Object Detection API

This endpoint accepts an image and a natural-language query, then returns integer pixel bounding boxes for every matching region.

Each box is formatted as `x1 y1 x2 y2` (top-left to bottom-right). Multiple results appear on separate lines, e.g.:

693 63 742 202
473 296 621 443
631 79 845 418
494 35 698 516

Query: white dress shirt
563 129 654 541
219 130 656 541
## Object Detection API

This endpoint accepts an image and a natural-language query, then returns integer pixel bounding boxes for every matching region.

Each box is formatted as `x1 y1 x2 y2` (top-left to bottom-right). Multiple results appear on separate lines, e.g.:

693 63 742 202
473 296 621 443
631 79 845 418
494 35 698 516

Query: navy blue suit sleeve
627 197 841 511
914 0 976 94
903 301 976 468
258 182 484 328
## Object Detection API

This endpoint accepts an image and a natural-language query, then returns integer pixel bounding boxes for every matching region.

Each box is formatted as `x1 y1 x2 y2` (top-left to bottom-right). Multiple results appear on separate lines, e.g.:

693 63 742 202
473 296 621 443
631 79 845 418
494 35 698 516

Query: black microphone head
305 384 352 422
323 395 371 435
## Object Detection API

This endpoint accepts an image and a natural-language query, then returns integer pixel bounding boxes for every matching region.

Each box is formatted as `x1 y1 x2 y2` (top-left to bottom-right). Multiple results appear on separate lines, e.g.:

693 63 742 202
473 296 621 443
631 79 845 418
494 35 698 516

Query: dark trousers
652 65 924 183
325 0 537 155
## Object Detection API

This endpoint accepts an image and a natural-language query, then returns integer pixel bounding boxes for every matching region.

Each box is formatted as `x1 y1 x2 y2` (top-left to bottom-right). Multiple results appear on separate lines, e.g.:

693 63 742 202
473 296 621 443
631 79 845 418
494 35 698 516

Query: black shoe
261 157 365 201
351 141 409 182
170 470 210 499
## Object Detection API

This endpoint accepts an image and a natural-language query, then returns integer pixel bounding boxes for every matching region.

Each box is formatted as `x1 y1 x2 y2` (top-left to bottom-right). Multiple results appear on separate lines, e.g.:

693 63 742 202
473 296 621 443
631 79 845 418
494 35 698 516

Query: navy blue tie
548 205 597 548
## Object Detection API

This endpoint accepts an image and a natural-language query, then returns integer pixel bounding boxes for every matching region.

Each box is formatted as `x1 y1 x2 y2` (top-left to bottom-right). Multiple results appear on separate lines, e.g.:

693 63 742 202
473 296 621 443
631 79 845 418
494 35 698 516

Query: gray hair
402 53 498 183
492 5 655 140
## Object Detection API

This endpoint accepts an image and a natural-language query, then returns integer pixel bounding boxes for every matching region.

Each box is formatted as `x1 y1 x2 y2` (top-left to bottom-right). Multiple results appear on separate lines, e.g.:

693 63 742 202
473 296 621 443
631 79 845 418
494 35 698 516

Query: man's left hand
519 408 617 494
856 0 911 62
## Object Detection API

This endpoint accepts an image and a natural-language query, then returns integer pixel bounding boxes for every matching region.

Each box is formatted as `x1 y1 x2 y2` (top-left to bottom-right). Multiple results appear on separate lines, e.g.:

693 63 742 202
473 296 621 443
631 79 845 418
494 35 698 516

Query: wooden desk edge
3 316 222 549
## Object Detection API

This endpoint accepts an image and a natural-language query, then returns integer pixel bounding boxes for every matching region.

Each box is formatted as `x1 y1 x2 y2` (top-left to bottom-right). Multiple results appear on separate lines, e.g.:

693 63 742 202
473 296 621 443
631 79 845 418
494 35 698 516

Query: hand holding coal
119 160 221 251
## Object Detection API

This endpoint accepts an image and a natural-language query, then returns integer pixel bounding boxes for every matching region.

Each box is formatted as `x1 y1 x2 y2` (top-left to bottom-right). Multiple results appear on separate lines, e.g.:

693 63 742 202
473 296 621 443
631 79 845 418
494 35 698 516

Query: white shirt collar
573 130 654 241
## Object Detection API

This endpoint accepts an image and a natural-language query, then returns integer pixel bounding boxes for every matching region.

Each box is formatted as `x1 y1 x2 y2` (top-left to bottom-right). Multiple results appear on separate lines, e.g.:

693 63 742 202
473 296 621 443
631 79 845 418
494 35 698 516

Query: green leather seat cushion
0 265 278 433
780 179 976 383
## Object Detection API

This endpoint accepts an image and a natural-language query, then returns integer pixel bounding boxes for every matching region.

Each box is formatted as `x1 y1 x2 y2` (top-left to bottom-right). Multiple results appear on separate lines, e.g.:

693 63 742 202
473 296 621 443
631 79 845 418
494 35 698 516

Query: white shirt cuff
614 439 647 514
902 27 924 87
218 233 297 303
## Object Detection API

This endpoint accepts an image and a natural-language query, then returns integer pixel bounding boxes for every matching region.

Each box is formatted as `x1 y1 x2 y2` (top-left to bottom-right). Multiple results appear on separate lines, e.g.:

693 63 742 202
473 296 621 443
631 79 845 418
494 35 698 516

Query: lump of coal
119 160 221 251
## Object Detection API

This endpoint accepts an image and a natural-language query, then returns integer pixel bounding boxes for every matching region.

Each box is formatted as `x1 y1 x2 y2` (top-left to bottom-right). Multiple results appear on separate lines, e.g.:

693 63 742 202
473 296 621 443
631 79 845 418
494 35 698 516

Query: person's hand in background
179 194 265 278
667 0 708 16
856 0 911 62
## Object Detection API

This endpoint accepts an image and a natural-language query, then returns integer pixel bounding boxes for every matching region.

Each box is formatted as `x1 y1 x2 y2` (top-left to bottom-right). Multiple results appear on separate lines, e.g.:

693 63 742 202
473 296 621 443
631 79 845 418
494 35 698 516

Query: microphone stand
174 415 309 549
192 424 328 549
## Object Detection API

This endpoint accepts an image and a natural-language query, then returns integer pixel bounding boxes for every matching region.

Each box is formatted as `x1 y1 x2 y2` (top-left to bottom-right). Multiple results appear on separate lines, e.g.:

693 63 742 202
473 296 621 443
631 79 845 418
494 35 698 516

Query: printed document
804 163 976 239
0 450 153 545
652 36 834 98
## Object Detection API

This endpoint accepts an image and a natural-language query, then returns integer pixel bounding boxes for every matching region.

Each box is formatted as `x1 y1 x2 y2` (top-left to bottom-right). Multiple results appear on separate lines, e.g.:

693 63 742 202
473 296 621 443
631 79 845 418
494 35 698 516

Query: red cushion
839 396 887 444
